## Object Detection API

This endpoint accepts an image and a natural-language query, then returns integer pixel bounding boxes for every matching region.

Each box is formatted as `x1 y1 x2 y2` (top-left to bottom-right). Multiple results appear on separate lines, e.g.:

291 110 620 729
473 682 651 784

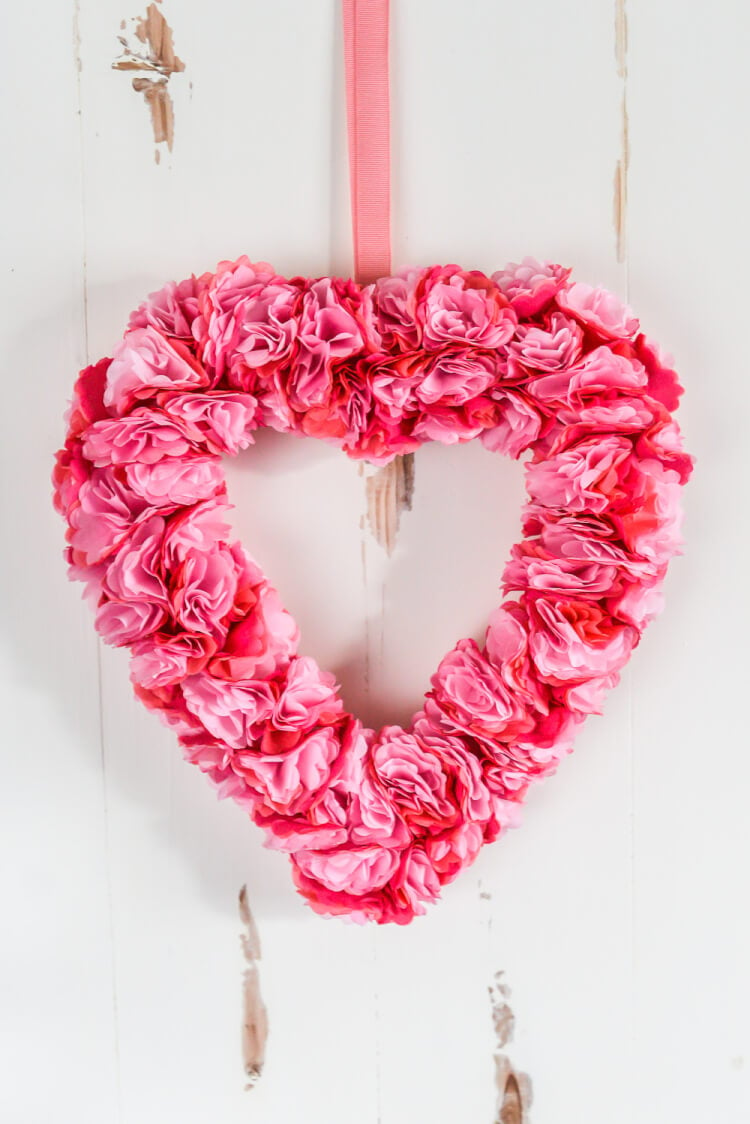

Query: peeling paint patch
613 0 629 263
113 3 185 158
615 0 628 79
239 885 268 1090
490 972 533 1123
365 453 415 555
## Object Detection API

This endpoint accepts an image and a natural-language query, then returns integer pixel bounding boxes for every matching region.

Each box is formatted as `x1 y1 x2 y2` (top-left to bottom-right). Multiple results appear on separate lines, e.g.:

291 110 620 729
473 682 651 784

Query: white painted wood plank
5 0 747 1120
374 4 635 1122
77 0 380 1119
0 1 120 1120
628 3 750 1120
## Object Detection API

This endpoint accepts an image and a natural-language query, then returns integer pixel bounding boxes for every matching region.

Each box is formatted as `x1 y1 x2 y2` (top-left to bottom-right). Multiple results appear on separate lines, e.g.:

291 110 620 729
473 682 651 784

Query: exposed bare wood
112 3 184 154
239 885 268 1091
364 453 415 555
490 972 533 1122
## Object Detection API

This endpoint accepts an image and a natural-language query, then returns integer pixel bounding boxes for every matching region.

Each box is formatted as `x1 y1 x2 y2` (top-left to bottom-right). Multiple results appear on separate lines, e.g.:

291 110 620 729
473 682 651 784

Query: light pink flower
418 266 516 350
95 597 165 646
426 821 486 881
105 327 210 413
525 435 633 514
294 844 402 896
616 459 685 566
69 467 148 565
272 657 343 732
481 390 543 458
130 631 216 689
411 716 494 826
370 268 424 350
484 604 550 716
234 725 341 816
104 516 167 604
83 410 191 466
170 543 239 635
492 259 571 317
371 728 454 829
528 597 637 684
557 282 640 340
124 455 224 507
161 498 234 570
290 278 368 411
181 671 276 748
528 346 647 409
160 391 258 454
129 276 206 339
391 847 441 914
509 311 583 373
194 257 299 380
415 349 497 406
413 405 485 445
430 639 532 740
610 575 666 629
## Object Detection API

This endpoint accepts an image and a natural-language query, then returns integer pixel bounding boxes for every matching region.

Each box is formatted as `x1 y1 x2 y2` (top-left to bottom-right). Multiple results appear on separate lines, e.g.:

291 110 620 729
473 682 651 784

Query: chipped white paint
2 1 750 1123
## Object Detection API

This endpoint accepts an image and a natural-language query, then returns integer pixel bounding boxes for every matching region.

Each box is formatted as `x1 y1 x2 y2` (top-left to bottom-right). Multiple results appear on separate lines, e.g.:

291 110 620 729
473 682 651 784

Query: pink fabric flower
272 657 343 732
415 349 497 406
481 389 543 458
525 435 633 514
105 327 210 413
159 391 259 454
210 584 299 680
69 467 148 565
509 311 583 374
161 498 234 570
527 597 637 684
294 844 402 896
557 282 640 340
430 639 532 741
130 631 216 689
418 266 516 350
234 725 342 816
124 456 224 507
170 543 239 636
129 276 206 339
371 268 423 350
370 728 454 830
289 278 369 410
82 410 192 466
492 259 571 317
194 257 300 381
95 597 165 647
181 671 276 748
104 516 167 604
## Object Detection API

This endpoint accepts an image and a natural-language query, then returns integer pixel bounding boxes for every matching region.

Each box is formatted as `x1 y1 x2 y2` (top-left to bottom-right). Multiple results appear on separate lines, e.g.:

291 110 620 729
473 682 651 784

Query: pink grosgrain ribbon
342 0 392 284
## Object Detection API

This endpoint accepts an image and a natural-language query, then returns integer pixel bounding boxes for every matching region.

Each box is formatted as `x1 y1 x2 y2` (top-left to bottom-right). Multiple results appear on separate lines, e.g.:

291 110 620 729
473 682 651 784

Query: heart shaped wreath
53 256 692 923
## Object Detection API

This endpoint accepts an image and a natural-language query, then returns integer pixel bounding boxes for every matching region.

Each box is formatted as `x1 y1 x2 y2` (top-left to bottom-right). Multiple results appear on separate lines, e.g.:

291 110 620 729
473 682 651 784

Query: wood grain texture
2 1 749 1122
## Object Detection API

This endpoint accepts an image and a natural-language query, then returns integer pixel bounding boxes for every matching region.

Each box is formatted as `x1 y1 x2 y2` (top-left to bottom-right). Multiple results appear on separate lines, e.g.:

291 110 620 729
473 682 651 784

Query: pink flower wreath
53 257 692 924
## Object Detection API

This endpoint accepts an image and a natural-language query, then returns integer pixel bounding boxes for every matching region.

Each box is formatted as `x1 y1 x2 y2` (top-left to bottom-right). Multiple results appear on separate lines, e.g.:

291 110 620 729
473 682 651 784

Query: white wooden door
2 2 749 1122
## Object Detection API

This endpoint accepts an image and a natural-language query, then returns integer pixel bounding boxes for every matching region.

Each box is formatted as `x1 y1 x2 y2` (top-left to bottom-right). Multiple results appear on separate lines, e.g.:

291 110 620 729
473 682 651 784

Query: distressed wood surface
2 1 749 1122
